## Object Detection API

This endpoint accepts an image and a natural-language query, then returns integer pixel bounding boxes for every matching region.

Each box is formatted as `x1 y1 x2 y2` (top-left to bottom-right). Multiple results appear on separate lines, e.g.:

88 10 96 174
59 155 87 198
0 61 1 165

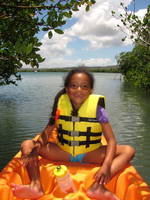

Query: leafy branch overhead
0 0 96 85
112 3 150 47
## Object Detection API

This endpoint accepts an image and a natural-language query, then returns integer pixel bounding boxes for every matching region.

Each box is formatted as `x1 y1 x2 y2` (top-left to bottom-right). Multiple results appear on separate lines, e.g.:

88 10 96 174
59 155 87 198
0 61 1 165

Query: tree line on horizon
18 65 119 73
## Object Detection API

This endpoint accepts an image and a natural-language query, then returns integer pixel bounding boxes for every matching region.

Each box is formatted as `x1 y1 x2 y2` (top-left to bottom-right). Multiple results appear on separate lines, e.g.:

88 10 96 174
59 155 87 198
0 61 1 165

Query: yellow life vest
56 94 105 156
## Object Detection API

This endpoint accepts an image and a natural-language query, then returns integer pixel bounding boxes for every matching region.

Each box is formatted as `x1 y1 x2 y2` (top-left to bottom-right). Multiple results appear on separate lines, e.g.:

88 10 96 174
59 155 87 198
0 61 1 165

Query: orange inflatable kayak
0 134 150 200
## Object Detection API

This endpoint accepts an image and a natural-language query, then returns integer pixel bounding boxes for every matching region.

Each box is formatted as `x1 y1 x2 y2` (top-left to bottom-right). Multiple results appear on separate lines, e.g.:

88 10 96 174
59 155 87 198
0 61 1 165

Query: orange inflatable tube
0 134 150 200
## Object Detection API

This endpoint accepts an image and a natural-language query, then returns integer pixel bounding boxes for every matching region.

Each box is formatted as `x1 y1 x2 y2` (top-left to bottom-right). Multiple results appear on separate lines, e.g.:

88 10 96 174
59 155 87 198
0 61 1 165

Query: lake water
0 72 150 184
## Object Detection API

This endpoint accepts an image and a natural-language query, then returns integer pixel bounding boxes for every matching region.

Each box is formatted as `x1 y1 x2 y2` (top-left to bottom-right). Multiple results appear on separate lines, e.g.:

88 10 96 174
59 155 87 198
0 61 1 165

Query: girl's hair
49 88 66 125
64 67 95 89
49 67 94 124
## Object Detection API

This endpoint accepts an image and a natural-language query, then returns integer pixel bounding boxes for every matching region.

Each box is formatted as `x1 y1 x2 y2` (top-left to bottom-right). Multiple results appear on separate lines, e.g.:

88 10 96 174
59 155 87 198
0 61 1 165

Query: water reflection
118 83 150 182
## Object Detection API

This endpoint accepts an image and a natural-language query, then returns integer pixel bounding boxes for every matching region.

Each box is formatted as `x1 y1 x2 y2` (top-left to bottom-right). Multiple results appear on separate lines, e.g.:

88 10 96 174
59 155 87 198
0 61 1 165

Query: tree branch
0 3 54 9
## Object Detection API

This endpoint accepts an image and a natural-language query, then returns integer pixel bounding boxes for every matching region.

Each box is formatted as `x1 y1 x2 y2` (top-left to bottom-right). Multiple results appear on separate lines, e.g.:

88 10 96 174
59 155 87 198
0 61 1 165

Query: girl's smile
66 73 92 110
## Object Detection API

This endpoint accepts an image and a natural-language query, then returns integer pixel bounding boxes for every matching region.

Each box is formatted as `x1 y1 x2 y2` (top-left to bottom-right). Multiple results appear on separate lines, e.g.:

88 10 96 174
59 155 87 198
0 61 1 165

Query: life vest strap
58 136 101 147
58 129 102 137
58 124 64 145
86 127 91 148
59 115 98 123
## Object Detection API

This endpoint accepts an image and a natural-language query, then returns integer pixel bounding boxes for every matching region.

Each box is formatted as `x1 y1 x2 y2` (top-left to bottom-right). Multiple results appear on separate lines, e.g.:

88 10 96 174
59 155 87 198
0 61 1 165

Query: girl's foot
11 183 44 199
87 182 120 200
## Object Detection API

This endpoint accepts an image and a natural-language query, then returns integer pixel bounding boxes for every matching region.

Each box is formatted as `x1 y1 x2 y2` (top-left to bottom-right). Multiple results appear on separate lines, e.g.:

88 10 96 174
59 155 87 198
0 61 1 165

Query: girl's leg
84 144 135 200
39 142 70 162
12 155 44 199
108 144 135 176
11 140 70 199
84 144 135 176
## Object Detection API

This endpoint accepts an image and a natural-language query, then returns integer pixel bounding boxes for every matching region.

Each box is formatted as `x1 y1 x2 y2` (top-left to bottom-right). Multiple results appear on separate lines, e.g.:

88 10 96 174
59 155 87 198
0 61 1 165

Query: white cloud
40 33 73 58
135 8 147 19
39 0 146 68
78 58 114 67
67 0 134 49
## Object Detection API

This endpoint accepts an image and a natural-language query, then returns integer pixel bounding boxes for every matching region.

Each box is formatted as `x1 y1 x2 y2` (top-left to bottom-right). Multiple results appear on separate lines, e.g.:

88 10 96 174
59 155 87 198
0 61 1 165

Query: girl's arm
102 122 116 167
21 122 56 165
35 90 63 148
35 109 60 148
95 122 117 184
34 122 55 149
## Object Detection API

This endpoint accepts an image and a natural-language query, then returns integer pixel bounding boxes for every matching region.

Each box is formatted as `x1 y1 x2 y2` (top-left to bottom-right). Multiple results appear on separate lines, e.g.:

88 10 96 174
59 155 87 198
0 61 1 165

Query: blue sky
38 0 149 68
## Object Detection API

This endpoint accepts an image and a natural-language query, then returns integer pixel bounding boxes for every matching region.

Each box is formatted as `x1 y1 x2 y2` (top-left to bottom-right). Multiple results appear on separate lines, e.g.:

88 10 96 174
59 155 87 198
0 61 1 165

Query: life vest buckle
71 116 80 122
70 131 79 136
69 141 80 146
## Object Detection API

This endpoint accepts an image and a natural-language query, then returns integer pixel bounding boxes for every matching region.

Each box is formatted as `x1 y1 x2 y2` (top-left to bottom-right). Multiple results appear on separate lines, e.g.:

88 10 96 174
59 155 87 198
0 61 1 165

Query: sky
38 0 149 68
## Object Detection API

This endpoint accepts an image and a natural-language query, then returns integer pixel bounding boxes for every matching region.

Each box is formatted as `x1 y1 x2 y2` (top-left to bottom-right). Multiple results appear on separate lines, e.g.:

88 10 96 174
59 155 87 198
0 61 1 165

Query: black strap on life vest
58 128 102 137
58 124 64 145
57 135 101 147
86 127 91 148
59 115 98 123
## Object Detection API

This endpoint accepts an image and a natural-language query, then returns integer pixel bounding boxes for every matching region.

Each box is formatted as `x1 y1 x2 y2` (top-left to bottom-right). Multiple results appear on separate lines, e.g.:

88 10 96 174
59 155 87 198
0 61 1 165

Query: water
0 72 150 184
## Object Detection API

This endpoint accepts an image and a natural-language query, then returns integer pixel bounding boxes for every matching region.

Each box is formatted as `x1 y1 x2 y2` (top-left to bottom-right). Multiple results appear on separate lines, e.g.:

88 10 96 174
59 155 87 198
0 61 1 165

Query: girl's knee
21 139 33 148
21 139 34 154
117 145 136 158
125 145 136 158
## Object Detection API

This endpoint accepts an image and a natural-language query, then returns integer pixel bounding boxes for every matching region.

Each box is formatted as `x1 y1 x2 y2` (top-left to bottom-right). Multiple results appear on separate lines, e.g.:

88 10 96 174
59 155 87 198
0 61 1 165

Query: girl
11 68 135 200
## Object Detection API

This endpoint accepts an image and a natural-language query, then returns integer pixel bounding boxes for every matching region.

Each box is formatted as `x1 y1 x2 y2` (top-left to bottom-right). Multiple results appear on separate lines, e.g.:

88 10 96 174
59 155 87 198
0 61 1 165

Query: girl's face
66 73 92 110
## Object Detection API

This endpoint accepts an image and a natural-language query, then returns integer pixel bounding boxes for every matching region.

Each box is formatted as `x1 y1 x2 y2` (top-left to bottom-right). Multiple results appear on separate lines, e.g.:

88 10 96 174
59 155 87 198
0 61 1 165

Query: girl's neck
73 104 80 110
71 102 80 115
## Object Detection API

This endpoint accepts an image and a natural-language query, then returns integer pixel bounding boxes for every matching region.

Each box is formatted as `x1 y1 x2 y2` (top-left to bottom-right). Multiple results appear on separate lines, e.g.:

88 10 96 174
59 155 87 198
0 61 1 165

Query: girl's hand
94 164 111 185
21 140 40 166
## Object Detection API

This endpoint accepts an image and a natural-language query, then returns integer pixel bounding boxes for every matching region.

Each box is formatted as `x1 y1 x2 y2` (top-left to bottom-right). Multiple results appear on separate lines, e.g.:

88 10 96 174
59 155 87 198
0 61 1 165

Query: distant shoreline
18 66 120 73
